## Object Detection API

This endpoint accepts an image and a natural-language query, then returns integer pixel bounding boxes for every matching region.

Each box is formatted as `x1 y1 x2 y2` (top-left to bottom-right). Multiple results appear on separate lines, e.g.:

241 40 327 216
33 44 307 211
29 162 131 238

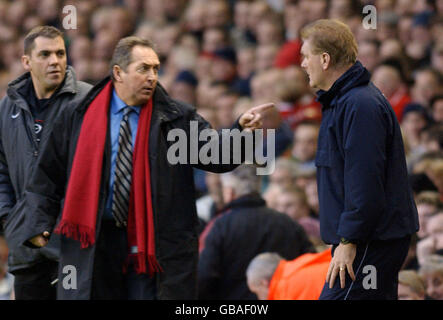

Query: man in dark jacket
0 26 91 299
198 165 314 299
23 36 274 300
300 19 419 300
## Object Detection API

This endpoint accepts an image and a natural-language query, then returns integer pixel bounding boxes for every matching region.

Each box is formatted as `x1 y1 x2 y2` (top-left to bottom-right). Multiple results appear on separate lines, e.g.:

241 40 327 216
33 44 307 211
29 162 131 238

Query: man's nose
146 70 157 82
48 53 59 65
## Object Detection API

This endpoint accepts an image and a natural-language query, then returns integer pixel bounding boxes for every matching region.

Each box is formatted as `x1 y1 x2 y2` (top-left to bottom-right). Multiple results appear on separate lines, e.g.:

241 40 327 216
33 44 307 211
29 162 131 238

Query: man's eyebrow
38 49 65 54
139 62 160 68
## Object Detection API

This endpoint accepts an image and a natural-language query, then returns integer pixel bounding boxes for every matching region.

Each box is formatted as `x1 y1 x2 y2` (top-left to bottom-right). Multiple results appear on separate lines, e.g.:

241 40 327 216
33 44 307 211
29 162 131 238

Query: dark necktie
112 107 133 227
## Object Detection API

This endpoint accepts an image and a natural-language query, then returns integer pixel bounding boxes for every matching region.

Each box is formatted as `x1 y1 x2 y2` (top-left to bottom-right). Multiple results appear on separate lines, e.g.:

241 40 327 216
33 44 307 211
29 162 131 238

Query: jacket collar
220 193 266 213
7 66 79 99
316 61 371 109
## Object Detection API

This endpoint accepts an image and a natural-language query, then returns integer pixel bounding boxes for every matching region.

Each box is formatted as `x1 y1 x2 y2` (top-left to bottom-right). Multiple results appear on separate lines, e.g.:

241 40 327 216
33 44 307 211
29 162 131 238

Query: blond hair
301 19 358 69
398 270 425 296
415 191 442 208
419 255 443 278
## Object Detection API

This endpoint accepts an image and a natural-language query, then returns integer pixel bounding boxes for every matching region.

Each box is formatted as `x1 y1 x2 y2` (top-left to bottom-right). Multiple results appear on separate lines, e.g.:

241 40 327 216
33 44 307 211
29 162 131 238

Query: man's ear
261 278 270 288
21 55 31 72
113 65 123 82
321 52 331 71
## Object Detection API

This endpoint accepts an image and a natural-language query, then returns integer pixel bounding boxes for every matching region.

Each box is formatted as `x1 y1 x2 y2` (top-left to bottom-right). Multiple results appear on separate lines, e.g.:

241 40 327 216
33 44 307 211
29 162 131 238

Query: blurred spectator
411 68 442 109
246 249 331 300
401 103 430 157
419 255 443 300
291 122 320 171
268 158 297 190
204 0 231 29
214 90 238 129
276 65 322 130
420 124 443 153
431 95 443 122
231 0 254 48
211 46 238 86
358 40 380 73
415 191 441 239
198 165 314 299
398 270 426 300
372 61 412 121
274 186 321 244
202 27 229 53
170 70 198 105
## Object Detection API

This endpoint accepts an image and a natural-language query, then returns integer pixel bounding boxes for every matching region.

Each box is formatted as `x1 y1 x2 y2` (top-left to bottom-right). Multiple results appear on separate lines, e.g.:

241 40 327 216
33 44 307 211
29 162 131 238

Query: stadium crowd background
0 0 443 300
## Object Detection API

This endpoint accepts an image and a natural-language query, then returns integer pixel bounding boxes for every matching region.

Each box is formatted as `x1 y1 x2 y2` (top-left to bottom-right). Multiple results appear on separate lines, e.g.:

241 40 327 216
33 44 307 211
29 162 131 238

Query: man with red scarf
22 37 273 300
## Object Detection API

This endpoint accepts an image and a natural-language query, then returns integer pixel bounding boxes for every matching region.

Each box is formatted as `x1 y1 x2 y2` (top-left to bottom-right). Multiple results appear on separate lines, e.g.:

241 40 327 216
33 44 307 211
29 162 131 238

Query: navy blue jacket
315 61 419 245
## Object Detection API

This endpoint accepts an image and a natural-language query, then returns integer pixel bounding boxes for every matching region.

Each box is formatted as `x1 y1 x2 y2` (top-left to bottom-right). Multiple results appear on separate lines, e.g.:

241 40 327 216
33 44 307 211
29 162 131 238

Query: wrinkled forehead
129 45 160 66
31 36 66 54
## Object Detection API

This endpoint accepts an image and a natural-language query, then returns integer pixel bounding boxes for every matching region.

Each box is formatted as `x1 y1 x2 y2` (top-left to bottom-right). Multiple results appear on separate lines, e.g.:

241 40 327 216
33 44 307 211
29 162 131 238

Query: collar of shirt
111 89 141 115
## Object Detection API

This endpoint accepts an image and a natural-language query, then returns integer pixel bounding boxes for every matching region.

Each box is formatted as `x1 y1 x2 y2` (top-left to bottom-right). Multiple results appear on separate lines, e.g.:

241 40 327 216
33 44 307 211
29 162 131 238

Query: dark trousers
319 236 410 300
13 260 58 300
90 220 157 300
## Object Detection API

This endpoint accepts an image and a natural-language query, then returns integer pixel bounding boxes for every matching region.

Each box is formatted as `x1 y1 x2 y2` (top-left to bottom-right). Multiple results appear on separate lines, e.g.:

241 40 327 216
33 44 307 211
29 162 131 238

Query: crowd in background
0 0 443 300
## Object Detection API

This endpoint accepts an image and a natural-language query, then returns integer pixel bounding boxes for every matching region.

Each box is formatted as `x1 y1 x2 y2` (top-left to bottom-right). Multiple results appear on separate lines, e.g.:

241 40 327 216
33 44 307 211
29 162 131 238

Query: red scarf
55 81 162 276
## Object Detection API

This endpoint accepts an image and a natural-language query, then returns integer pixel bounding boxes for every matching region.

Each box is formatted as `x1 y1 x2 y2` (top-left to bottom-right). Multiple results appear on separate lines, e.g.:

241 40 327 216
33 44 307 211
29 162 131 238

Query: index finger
249 103 275 114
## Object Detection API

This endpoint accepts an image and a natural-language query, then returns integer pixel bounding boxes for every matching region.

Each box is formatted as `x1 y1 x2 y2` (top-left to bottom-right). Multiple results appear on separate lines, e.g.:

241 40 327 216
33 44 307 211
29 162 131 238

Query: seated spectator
419 254 443 300
210 46 239 87
401 103 431 158
431 95 443 123
169 70 198 106
276 65 322 130
357 40 380 73
291 121 320 171
305 178 320 217
420 124 443 153
275 186 321 245
415 191 441 239
431 42 443 74
246 249 331 300
263 183 283 210
417 213 443 261
411 68 442 109
198 165 314 300
372 61 412 121
268 158 298 189
398 270 426 300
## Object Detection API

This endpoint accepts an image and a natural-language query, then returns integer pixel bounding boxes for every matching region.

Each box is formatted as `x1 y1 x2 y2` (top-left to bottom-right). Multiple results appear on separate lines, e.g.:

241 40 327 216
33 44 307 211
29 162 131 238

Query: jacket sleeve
188 110 255 173
337 99 388 242
0 131 15 231
21 106 72 246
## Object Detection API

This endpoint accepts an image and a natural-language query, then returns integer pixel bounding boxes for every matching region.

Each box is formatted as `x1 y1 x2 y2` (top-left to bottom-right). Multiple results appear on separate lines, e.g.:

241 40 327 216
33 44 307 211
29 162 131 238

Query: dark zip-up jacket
0 67 91 272
315 61 419 245
21 77 248 299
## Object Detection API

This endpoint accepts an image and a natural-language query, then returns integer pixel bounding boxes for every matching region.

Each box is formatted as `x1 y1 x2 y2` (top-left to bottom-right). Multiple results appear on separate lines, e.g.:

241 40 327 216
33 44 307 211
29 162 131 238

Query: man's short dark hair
24 26 64 55
110 36 156 81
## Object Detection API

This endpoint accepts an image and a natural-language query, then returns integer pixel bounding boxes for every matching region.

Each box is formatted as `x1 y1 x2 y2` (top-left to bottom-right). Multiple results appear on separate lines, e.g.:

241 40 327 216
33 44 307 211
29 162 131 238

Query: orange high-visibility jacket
268 248 332 300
